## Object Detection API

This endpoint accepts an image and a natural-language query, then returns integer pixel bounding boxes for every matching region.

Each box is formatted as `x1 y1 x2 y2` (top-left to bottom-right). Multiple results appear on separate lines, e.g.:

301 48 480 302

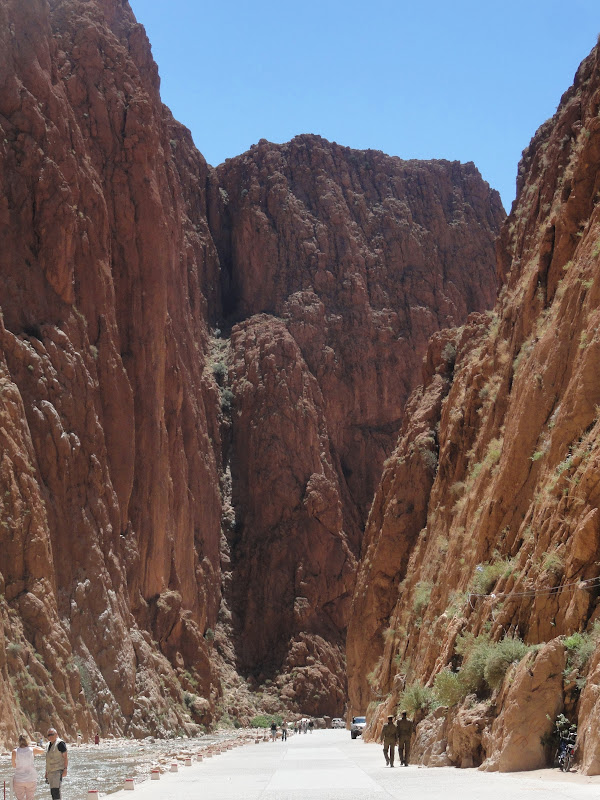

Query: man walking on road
396 711 413 766
381 715 397 767
45 728 68 800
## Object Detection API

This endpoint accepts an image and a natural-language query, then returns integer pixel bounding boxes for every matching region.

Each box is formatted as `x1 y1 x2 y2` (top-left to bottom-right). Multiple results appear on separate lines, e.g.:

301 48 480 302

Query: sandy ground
104 729 600 800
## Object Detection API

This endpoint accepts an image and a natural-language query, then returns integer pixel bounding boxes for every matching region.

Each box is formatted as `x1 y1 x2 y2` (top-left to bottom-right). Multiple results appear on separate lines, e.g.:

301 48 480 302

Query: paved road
110 729 600 800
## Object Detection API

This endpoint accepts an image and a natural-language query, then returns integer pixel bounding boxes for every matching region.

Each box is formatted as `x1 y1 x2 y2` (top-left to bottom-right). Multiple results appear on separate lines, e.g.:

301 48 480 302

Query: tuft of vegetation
483 637 530 688
398 682 434 716
445 632 531 699
433 669 463 707
541 551 563 577
564 625 600 673
469 557 515 595
413 581 433 615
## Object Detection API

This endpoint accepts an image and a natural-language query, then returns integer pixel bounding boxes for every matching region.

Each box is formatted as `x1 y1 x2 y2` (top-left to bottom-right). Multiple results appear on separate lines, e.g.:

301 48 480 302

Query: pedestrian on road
12 734 45 800
396 711 413 766
45 728 68 800
381 715 397 767
270 721 277 742
281 720 288 741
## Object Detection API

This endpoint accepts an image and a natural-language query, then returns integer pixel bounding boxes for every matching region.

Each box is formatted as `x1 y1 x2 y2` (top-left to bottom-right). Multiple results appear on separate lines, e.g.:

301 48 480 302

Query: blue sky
129 0 600 211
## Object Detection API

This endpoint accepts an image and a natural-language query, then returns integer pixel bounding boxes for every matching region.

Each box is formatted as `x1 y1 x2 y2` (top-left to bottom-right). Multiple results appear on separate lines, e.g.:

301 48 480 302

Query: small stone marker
124 778 135 790
170 762 178 772
184 757 192 766
150 769 160 781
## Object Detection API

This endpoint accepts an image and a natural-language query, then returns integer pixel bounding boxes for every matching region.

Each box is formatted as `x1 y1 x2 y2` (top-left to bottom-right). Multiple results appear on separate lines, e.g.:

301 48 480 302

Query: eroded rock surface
0 0 503 738
350 41 600 773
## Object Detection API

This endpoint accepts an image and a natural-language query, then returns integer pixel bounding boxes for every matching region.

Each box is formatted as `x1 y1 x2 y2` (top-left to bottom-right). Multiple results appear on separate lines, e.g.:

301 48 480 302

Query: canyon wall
347 41 600 773
0 0 223 741
210 136 503 710
0 0 502 740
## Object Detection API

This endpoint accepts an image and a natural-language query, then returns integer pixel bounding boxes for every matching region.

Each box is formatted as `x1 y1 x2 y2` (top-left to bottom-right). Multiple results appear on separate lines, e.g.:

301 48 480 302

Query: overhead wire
467 575 600 609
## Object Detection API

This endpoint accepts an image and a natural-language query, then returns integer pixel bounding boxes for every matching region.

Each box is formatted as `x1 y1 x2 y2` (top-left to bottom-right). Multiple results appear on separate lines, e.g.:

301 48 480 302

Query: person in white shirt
12 734 45 800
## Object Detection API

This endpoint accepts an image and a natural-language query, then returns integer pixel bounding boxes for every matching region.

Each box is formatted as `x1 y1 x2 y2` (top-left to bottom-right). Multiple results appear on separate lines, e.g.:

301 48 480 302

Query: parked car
350 715 366 739
331 718 345 729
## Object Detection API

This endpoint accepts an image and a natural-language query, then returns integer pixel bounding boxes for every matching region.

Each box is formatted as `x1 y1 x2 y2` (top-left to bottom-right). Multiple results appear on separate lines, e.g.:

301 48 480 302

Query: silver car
331 717 345 729
350 715 366 739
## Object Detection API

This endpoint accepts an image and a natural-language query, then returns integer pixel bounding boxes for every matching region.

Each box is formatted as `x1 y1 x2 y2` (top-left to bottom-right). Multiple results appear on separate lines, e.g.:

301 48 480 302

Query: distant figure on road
12 734 45 800
281 720 288 741
45 728 68 800
270 721 277 741
396 711 413 766
308 719 314 734
381 715 397 767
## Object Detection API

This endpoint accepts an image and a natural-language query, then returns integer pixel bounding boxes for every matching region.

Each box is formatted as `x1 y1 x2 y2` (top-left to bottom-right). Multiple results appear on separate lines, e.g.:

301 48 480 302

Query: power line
467 576 600 609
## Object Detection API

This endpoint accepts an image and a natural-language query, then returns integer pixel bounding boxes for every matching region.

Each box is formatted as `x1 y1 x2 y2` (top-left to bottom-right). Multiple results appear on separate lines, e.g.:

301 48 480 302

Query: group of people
11 728 68 800
380 712 413 768
269 718 314 740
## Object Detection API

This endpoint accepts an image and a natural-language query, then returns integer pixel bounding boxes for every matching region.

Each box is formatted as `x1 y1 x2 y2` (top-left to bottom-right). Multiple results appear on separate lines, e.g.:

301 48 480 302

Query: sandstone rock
0 0 503 741
481 641 565 772
349 39 600 774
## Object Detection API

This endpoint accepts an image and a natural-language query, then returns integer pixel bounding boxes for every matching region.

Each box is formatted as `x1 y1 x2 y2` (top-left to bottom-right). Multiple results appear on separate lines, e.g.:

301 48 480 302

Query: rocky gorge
5 0 599 774
0 0 503 741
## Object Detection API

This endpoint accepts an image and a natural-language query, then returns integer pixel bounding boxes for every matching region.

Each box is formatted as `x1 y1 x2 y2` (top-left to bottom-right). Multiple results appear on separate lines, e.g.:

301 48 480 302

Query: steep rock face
0 0 222 740
0 0 504 738
209 139 503 710
348 42 600 772
211 137 504 518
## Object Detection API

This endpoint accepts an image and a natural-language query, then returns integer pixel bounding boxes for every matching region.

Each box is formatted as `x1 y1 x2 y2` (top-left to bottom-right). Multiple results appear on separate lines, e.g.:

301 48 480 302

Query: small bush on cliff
398 682 434 716
564 624 600 673
433 669 464 707
469 557 514 595
453 632 531 697
413 581 433 615
483 637 530 689
455 633 491 695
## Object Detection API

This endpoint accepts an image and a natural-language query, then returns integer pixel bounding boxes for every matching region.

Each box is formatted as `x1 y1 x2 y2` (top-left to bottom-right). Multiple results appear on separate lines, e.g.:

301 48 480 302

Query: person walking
281 720 288 741
396 711 413 766
270 720 277 742
308 719 314 734
45 728 68 800
381 715 397 767
12 734 45 800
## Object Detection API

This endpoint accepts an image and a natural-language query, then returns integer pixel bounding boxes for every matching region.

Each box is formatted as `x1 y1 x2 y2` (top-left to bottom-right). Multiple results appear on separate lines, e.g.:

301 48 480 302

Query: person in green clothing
396 711 413 766
381 715 397 767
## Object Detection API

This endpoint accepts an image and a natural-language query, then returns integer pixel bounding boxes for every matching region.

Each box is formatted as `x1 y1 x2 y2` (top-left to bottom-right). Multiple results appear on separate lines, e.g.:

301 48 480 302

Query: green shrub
398 682 434 716
433 669 465 707
453 633 531 696
483 637 529 688
413 581 433 615
470 558 514 595
249 714 282 728
564 629 597 672
455 633 491 695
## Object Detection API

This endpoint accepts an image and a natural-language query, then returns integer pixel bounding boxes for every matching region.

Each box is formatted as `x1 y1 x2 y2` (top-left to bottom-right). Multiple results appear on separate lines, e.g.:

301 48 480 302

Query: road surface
109 729 600 800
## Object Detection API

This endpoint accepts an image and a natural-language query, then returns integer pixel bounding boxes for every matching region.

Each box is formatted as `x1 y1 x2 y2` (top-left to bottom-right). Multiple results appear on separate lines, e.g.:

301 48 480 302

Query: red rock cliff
209 137 503 711
0 0 222 740
348 41 600 773
0 0 503 738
